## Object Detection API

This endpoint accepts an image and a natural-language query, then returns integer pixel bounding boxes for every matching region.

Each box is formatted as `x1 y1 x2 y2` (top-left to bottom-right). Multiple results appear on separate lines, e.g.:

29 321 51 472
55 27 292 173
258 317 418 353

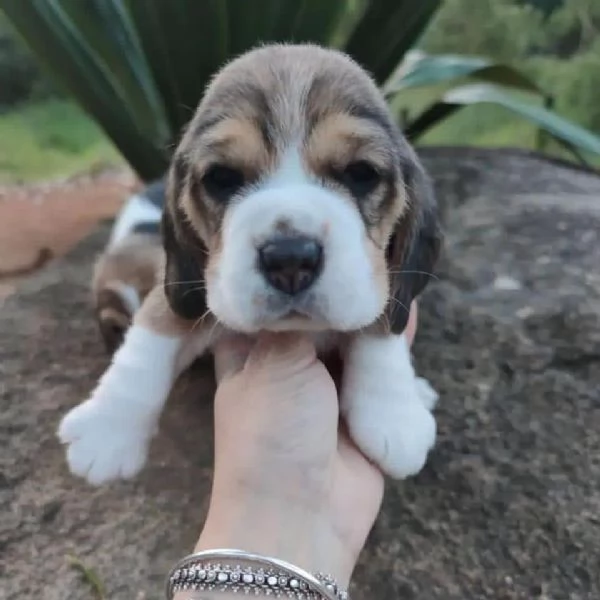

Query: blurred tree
543 0 600 56
0 12 61 108
420 0 549 60
516 0 564 16
526 37 600 133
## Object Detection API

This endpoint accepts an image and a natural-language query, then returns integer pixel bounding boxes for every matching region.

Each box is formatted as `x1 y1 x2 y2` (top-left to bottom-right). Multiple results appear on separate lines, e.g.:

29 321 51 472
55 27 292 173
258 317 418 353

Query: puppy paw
345 398 436 479
58 399 153 485
415 376 439 411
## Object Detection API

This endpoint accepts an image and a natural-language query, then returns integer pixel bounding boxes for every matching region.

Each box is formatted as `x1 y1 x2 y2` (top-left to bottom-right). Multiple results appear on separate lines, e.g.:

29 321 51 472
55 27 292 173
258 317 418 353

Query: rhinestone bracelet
165 549 349 600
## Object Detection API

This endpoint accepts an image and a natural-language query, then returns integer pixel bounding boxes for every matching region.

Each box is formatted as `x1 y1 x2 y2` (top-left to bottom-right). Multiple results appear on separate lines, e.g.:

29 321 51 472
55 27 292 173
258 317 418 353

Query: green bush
0 99 119 182
525 43 600 133
421 0 548 61
516 0 564 16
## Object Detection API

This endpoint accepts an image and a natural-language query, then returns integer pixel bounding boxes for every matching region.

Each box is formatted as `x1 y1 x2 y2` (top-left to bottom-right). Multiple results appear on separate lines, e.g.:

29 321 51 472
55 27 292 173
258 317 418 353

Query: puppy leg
92 233 163 354
58 286 197 485
341 333 437 479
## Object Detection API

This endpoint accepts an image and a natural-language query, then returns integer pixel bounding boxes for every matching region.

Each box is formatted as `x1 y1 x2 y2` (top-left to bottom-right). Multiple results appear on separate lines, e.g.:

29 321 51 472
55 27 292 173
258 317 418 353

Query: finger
213 335 254 382
245 331 317 372
337 423 385 485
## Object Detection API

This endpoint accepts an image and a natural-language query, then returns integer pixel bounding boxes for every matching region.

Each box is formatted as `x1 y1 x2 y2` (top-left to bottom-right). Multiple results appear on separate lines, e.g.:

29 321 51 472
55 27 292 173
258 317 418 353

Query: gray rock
1 148 599 600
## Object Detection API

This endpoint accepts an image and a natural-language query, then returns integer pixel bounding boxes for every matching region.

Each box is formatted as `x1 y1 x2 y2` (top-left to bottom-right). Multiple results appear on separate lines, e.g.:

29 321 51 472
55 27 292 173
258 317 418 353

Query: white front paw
58 399 153 485
345 397 436 479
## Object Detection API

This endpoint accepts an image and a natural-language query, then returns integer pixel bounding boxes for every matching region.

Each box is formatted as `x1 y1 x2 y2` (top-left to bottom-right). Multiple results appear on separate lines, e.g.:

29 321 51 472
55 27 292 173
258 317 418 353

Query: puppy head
163 43 441 334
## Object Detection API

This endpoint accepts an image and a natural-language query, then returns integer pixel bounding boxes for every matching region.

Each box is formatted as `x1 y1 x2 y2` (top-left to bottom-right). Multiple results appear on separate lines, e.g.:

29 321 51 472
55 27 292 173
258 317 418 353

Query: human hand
195 302 418 587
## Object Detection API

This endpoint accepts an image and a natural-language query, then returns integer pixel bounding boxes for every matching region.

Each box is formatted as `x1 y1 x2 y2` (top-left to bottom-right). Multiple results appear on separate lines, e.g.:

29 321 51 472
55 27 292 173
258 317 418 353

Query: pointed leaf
384 52 543 97
288 0 351 46
1 0 169 180
56 0 170 141
404 83 600 157
122 0 232 136
344 0 441 84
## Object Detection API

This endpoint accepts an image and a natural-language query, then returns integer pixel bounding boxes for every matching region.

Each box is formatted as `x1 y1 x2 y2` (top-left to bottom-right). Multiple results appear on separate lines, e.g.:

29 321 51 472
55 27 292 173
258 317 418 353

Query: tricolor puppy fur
58 44 443 485
91 180 165 353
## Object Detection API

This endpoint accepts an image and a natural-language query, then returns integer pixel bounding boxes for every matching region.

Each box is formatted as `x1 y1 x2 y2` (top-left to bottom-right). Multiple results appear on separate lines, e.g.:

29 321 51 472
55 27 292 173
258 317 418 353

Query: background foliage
0 11 58 107
421 0 600 134
0 0 598 183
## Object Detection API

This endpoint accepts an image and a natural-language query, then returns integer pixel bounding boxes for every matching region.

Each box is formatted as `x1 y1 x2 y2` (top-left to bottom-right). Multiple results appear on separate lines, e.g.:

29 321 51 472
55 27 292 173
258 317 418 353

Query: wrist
196 488 355 588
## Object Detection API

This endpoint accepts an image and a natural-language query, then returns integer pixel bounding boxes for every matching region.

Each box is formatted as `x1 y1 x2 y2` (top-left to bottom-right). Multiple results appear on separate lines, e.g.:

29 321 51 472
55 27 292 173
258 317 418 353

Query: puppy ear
386 152 442 335
161 201 209 322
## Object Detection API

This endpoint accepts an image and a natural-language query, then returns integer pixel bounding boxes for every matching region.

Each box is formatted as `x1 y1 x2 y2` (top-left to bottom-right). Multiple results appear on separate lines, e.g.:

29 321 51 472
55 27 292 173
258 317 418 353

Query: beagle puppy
58 44 442 486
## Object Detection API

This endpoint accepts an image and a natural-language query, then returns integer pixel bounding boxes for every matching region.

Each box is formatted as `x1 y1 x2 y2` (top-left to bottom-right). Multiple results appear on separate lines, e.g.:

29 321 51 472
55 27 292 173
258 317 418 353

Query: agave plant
2 0 598 182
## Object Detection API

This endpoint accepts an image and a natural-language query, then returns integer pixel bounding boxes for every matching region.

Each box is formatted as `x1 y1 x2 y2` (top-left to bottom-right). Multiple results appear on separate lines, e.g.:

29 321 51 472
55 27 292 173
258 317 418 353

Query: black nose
258 236 323 295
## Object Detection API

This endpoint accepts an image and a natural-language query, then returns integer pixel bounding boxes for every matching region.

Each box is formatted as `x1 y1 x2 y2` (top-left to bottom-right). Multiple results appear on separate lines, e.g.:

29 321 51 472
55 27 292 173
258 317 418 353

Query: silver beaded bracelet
165 549 349 600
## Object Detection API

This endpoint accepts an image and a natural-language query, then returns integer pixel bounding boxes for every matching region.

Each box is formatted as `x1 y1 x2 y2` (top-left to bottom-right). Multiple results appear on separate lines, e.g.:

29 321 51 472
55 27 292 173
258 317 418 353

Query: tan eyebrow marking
193 117 272 174
306 113 396 173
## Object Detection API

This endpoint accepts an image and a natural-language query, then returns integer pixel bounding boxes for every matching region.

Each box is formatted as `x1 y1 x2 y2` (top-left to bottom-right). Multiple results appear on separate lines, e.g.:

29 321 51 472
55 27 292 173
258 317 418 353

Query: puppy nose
258 236 323 295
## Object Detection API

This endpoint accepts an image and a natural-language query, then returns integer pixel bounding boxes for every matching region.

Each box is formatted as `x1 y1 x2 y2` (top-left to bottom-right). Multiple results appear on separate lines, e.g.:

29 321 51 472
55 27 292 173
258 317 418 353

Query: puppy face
163 44 441 334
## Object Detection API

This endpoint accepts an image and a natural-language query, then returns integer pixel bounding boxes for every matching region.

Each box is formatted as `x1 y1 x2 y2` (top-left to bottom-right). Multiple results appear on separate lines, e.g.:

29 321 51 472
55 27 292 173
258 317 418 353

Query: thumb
213 335 254 382
245 332 318 374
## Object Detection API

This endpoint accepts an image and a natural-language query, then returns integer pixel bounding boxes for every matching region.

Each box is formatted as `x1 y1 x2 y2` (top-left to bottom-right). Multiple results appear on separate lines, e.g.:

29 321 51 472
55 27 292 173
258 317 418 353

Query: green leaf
1 0 169 180
0 0 450 180
404 83 600 157
344 0 442 84
122 0 232 137
58 0 170 141
66 554 105 600
287 0 351 46
124 0 350 136
384 52 543 97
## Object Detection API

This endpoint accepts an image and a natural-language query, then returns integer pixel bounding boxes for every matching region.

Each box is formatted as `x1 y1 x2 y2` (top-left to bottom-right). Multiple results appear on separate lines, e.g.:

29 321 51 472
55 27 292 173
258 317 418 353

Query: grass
0 92 595 185
66 553 106 600
0 99 123 184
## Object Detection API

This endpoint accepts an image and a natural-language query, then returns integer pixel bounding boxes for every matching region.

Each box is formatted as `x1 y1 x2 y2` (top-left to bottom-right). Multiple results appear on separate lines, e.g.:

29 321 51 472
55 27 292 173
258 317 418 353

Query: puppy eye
338 160 381 196
202 164 245 200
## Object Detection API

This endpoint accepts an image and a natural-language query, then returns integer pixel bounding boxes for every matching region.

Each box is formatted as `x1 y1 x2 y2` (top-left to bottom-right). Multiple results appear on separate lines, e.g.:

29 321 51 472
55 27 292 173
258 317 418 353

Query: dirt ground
0 168 137 302
1 149 600 600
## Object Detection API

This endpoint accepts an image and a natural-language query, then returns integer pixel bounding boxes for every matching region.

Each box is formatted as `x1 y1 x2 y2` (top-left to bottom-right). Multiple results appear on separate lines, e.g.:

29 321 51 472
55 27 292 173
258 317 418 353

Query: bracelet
165 549 349 600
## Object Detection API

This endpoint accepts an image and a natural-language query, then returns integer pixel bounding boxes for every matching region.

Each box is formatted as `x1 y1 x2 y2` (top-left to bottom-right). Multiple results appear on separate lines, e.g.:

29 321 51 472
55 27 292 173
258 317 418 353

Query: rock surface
1 148 599 600
0 168 133 301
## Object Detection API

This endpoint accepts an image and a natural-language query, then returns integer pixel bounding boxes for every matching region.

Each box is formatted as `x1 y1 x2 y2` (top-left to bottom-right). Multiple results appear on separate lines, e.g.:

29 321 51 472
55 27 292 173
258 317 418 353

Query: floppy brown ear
386 152 443 335
161 206 208 321
161 153 210 320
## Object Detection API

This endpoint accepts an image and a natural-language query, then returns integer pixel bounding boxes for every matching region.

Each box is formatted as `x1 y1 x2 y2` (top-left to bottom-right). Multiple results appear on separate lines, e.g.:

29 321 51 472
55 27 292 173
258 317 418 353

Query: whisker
387 296 411 316
164 279 206 288
205 317 221 342
182 285 207 299
387 270 439 280
191 308 212 333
